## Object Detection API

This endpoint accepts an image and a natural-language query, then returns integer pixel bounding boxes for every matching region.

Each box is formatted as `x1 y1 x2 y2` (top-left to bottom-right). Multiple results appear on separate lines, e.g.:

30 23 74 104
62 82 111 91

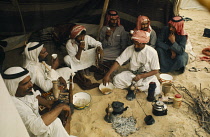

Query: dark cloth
91 60 115 80
156 26 188 73
73 70 99 90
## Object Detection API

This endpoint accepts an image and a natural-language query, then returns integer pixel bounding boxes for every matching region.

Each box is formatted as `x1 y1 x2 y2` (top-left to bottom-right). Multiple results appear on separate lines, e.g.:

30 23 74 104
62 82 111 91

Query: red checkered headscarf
134 15 151 33
104 10 121 26
70 25 86 39
131 30 150 44
168 16 187 36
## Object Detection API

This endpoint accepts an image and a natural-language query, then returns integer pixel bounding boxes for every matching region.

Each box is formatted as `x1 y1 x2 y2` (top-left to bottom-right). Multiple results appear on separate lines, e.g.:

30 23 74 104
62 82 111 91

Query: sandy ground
65 9 210 137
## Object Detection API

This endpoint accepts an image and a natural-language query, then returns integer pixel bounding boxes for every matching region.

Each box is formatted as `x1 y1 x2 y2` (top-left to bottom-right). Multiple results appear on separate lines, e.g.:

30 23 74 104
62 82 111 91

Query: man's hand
171 50 176 59
95 47 104 67
132 74 143 82
96 46 102 53
57 103 71 117
105 30 111 40
41 103 71 126
168 32 175 44
51 57 59 70
45 100 55 109
103 74 110 86
58 77 67 89
79 41 85 50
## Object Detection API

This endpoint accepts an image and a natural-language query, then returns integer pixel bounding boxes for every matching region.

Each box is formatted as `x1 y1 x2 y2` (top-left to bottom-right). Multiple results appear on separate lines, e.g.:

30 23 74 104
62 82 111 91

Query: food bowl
159 74 173 83
99 82 115 95
73 92 91 110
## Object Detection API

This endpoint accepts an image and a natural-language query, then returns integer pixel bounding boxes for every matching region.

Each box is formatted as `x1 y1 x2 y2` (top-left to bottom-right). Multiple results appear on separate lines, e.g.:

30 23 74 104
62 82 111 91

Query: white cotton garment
64 48 96 72
23 42 74 92
114 45 161 95
65 35 102 72
12 90 73 137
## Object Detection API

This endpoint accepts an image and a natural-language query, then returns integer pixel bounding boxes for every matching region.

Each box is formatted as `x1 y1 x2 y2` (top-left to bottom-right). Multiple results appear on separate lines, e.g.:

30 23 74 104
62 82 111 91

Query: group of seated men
1 9 188 137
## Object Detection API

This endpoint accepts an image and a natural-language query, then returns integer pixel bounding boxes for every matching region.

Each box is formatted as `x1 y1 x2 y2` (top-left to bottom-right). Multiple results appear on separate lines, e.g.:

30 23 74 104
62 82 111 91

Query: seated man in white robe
64 24 103 90
103 30 160 101
23 42 74 92
64 24 103 73
2 67 76 137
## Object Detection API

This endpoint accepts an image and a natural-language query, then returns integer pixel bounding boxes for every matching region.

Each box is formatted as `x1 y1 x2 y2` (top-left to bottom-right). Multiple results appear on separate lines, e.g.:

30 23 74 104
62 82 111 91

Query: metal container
152 101 167 116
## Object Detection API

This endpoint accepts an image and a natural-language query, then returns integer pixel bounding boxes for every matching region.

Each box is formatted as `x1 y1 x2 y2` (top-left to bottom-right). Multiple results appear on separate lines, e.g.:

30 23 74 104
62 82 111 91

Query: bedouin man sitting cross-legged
155 16 188 74
64 24 103 90
103 30 161 101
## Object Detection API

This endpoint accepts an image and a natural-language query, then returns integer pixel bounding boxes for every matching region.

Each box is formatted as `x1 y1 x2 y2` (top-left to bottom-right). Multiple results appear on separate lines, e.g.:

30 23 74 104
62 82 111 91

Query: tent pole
174 0 182 16
96 0 110 40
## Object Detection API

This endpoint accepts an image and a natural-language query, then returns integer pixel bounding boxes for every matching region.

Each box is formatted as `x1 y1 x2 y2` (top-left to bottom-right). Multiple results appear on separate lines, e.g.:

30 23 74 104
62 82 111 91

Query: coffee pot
104 104 113 123
152 101 167 116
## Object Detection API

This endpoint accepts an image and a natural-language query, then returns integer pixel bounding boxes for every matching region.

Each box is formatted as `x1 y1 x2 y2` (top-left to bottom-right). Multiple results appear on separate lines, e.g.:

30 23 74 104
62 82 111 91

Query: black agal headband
108 10 118 16
2 68 29 79
28 43 42 51
171 16 184 22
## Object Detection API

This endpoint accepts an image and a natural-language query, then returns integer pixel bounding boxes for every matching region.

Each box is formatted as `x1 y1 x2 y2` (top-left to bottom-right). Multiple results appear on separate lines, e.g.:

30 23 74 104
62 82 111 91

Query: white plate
159 74 173 81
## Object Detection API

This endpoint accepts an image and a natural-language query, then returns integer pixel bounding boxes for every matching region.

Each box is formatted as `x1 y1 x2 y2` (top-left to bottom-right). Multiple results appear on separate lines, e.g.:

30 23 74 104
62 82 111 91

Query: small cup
130 30 134 34
52 54 57 59
162 83 172 96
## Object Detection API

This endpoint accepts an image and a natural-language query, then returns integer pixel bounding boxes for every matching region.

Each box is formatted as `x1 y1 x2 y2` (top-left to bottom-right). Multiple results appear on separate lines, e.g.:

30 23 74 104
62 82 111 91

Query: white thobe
113 45 161 95
11 90 70 137
64 35 102 72
25 61 73 92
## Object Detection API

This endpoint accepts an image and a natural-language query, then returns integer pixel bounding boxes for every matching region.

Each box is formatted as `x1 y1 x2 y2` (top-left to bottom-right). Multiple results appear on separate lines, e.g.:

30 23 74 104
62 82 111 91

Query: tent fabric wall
180 0 207 10
0 75 30 137
0 0 174 39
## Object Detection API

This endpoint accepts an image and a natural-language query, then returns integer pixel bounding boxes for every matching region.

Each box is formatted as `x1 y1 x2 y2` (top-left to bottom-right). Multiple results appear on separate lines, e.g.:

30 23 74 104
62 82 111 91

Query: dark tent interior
0 0 176 70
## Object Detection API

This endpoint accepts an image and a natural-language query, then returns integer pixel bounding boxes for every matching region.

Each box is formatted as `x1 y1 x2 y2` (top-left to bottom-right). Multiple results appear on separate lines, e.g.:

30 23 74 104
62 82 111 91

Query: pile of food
74 98 90 107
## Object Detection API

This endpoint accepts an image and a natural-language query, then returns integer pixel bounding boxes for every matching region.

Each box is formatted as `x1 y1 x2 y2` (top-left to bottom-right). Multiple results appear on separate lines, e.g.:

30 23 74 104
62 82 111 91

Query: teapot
152 101 167 116
111 101 128 115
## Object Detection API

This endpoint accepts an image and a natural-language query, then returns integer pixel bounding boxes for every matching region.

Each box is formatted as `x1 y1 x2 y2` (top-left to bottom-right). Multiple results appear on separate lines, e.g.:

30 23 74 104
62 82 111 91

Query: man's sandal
204 67 210 73
188 67 201 72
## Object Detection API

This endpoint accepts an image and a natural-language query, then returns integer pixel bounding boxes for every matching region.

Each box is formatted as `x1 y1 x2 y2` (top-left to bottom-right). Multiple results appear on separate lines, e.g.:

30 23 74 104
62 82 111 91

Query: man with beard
133 15 157 48
2 67 76 137
156 16 188 73
103 30 160 101
99 10 128 66
23 42 74 92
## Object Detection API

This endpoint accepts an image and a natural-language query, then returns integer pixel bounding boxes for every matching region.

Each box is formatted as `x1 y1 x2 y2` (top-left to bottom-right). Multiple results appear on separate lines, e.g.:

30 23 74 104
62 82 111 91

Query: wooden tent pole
174 0 182 16
96 0 110 40
69 75 73 104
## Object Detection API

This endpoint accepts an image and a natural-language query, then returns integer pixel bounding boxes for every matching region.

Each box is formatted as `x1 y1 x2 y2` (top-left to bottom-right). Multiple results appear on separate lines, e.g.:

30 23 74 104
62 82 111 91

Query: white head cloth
3 67 29 96
23 42 43 67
